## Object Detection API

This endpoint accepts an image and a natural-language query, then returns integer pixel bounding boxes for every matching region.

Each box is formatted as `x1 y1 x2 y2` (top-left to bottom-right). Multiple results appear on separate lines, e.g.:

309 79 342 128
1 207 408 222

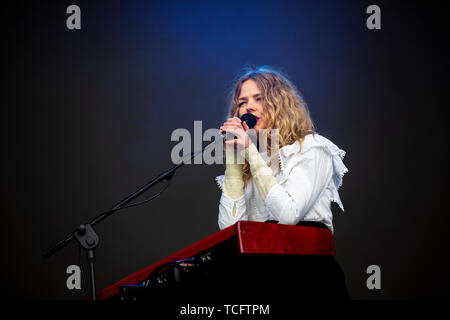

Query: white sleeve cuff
218 192 247 229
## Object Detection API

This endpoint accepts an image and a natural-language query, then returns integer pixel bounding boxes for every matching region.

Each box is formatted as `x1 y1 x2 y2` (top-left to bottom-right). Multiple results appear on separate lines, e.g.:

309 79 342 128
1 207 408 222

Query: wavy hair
227 65 316 186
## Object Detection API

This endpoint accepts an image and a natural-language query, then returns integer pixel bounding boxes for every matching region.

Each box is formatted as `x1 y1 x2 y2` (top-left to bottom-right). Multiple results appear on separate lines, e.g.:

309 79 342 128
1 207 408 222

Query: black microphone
221 113 257 140
240 113 257 129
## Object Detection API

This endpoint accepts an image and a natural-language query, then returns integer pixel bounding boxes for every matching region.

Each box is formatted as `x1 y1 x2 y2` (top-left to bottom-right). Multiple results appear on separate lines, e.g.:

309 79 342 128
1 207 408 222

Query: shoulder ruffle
215 174 225 190
279 133 348 211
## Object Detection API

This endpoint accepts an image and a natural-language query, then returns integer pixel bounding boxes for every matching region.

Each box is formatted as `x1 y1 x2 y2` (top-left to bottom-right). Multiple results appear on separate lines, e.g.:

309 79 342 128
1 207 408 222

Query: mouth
253 116 260 127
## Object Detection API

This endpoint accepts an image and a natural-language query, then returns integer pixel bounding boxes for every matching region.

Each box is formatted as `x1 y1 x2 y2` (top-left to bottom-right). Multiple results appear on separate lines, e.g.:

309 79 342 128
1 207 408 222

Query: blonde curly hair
227 65 316 186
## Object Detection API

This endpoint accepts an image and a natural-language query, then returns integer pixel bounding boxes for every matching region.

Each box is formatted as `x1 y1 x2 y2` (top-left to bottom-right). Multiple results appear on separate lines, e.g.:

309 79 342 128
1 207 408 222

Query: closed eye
238 97 263 107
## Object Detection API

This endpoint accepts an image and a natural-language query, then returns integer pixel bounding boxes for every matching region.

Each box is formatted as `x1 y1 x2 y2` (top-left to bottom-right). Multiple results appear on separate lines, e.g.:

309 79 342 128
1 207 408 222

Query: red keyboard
97 221 335 300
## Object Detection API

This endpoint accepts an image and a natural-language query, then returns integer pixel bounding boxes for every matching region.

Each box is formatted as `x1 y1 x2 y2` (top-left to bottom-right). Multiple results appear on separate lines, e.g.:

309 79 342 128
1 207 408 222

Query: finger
223 128 239 137
223 124 243 132
227 117 241 125
223 119 235 127
222 123 239 129
224 121 244 129
225 119 242 125
242 121 249 131
225 126 246 136
224 139 238 145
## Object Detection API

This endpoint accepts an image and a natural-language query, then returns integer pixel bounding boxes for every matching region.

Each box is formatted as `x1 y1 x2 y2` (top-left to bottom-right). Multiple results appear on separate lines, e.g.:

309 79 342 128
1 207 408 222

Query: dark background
2 0 448 300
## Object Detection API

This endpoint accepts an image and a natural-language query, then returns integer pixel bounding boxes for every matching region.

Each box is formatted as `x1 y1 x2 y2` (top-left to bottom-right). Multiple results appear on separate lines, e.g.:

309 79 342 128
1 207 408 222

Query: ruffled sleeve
279 134 348 212
311 135 347 211
265 145 334 225
327 144 348 211
215 174 225 190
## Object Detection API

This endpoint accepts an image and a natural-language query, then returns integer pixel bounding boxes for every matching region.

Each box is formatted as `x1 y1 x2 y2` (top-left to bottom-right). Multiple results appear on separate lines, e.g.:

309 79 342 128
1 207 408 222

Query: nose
246 105 256 113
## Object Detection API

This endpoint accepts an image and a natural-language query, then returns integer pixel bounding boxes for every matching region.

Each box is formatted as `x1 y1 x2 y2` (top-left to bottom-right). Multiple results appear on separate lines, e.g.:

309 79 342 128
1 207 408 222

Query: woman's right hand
220 117 251 150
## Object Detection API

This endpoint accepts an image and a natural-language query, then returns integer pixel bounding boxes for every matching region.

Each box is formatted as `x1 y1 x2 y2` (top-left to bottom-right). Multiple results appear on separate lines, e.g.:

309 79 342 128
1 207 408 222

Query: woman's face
237 79 268 132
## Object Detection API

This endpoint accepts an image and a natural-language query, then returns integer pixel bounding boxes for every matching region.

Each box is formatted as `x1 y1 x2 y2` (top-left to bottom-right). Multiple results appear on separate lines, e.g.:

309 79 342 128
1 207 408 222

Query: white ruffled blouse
215 133 348 234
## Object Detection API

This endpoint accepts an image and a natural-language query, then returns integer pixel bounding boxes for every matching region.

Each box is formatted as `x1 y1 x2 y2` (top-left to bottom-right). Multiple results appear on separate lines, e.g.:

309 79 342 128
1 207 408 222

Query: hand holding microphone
219 113 256 150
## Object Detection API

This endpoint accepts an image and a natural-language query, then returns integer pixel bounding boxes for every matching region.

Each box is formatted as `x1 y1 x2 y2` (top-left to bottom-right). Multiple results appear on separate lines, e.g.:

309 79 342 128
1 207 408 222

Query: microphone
221 113 257 140
240 113 257 129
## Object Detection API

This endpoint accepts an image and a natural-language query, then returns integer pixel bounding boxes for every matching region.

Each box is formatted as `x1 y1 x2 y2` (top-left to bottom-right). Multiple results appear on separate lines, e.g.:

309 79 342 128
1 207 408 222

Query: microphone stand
42 137 223 300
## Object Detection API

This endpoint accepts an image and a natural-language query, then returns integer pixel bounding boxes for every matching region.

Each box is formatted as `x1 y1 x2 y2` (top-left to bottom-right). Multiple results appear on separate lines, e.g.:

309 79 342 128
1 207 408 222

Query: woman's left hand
220 117 251 150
